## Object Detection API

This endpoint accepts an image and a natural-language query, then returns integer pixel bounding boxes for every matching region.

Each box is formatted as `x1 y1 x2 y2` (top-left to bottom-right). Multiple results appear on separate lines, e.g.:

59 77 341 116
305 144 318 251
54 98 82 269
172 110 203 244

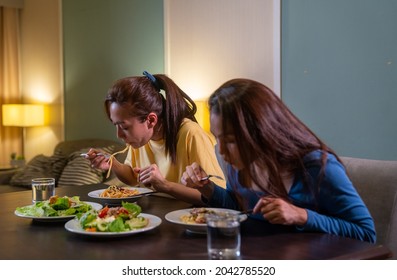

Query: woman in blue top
181 78 376 243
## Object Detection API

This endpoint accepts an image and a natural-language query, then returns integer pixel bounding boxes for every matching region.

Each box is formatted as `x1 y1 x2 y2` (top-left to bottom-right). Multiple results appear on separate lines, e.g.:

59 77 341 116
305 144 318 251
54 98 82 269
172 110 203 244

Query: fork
200 174 224 181
80 152 110 159
239 209 253 215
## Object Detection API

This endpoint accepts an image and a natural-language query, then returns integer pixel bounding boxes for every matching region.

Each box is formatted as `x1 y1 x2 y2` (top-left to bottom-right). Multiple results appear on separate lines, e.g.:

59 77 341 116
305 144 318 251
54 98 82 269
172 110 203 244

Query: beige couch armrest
341 156 397 259
0 168 21 185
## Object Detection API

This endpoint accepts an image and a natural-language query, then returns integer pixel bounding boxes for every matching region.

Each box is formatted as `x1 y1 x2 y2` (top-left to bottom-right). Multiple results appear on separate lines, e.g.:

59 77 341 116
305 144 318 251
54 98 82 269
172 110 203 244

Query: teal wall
282 0 397 160
62 0 164 141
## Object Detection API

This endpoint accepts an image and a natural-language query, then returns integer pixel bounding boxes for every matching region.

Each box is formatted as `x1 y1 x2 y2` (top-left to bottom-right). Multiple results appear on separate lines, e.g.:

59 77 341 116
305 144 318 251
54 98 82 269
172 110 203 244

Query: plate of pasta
88 185 155 205
165 208 247 234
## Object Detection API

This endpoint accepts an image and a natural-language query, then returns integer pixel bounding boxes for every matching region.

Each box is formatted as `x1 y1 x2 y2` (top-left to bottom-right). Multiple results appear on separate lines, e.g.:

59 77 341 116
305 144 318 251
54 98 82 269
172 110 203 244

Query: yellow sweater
125 118 226 188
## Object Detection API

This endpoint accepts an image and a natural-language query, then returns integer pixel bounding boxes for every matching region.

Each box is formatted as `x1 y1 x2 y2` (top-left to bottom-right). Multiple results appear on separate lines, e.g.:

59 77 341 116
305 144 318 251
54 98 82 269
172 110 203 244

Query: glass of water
32 178 55 203
206 212 241 260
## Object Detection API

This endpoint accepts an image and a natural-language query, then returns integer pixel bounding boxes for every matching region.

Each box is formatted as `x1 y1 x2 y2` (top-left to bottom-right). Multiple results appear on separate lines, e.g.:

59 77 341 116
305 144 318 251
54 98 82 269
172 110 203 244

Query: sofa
340 156 397 259
0 138 127 193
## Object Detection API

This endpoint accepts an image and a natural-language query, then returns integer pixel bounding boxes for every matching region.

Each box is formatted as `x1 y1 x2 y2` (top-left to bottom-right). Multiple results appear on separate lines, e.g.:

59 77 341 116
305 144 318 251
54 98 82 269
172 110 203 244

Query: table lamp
2 104 45 161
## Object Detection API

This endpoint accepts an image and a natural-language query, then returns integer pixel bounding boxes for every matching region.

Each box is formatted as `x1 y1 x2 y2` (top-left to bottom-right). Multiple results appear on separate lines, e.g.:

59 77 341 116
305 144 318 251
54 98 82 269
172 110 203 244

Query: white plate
14 202 103 222
64 213 162 237
88 187 155 205
165 208 247 234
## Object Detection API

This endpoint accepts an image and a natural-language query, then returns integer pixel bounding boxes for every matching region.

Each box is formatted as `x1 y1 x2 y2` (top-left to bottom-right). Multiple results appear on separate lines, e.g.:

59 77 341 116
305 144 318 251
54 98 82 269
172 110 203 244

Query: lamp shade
2 104 45 127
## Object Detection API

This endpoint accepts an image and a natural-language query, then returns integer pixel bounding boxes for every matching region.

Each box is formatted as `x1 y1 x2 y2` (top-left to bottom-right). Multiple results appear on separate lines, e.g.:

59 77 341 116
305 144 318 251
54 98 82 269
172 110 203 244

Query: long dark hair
209 78 338 198
105 73 197 163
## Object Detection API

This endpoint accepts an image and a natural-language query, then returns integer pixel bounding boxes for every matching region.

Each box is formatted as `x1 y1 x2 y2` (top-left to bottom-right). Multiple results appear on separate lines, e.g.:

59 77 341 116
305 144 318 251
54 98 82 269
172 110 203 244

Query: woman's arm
296 156 376 243
181 162 241 209
108 158 138 186
138 162 204 205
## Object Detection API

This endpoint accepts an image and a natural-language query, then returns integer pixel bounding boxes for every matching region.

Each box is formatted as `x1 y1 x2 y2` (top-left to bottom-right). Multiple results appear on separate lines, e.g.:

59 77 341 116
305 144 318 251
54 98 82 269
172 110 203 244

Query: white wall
164 0 280 100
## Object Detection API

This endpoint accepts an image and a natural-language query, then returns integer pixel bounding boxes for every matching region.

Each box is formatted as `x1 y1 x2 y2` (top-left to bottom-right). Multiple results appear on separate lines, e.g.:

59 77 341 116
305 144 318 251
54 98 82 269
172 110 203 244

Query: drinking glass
32 178 55 203
206 212 241 260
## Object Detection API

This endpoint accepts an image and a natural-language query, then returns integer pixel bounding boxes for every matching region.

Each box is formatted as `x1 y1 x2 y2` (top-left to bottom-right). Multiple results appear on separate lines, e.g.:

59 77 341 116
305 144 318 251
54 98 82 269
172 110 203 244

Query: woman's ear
146 112 158 129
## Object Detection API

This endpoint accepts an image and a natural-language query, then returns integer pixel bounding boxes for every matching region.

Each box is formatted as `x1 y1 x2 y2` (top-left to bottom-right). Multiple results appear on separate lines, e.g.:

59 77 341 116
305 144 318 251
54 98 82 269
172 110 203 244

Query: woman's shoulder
179 118 203 132
297 151 353 198
302 150 342 170
303 150 338 163
178 118 215 142
302 150 347 180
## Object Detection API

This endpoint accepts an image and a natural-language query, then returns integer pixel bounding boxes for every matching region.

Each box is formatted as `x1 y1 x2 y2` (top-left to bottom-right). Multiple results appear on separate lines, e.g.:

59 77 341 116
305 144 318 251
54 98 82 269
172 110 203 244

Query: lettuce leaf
15 196 91 217
16 205 45 217
107 217 126 232
80 211 97 227
51 197 70 210
122 201 141 217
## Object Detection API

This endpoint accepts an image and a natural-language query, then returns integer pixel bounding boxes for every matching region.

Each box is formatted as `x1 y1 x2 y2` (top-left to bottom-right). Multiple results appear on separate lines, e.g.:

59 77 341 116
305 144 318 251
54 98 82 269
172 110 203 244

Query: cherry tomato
98 206 109 218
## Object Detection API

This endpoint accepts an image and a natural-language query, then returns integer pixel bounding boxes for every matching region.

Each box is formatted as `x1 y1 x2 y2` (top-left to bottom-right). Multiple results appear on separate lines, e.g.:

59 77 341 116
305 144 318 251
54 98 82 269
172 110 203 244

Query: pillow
57 146 115 187
50 149 69 179
10 150 68 187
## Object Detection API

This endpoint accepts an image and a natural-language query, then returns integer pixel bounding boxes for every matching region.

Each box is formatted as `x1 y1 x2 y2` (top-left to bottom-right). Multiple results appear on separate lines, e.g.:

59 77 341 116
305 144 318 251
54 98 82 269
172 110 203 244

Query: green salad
79 201 148 232
15 196 93 217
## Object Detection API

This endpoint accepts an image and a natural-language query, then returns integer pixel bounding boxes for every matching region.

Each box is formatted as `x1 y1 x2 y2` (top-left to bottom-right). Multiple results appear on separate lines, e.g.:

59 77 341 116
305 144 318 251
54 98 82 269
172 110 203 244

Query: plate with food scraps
64 213 162 237
88 185 155 205
14 196 102 222
165 208 247 234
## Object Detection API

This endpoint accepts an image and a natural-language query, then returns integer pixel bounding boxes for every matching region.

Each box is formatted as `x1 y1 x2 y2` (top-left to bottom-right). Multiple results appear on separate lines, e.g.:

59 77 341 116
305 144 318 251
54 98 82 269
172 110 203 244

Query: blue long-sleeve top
207 151 376 243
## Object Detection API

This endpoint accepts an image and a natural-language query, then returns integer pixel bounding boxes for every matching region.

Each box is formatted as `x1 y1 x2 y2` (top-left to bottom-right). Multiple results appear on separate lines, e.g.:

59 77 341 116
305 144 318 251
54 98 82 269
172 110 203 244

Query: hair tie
143 70 161 92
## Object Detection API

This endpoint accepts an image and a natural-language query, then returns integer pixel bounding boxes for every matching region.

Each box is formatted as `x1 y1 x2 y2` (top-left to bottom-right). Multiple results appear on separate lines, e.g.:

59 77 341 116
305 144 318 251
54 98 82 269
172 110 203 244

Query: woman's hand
85 148 110 170
253 197 308 226
180 162 210 189
180 162 215 201
135 164 167 191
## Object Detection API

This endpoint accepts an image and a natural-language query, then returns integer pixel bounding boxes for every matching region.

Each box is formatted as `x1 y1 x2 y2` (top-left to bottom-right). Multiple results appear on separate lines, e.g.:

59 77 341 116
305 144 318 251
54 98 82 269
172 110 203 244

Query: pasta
180 208 216 224
106 145 130 179
99 185 140 198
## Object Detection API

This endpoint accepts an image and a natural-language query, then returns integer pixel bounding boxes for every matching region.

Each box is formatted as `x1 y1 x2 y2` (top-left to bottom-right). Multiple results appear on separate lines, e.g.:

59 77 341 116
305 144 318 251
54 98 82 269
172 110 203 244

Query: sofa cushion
54 138 125 158
8 139 126 188
57 146 116 187
9 150 67 187
57 149 103 187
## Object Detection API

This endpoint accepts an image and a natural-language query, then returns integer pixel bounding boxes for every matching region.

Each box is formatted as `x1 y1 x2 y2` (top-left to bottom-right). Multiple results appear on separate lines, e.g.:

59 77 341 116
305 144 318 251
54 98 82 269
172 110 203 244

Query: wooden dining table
0 183 392 260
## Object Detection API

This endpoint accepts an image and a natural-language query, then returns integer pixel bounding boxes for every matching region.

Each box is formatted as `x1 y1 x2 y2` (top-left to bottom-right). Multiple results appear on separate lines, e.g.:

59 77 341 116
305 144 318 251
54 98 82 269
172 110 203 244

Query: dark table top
0 183 392 260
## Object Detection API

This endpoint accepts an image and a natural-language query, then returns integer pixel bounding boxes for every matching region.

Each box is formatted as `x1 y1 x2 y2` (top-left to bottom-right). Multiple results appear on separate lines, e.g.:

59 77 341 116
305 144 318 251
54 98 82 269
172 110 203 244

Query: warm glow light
194 100 210 133
2 104 45 127
28 81 55 103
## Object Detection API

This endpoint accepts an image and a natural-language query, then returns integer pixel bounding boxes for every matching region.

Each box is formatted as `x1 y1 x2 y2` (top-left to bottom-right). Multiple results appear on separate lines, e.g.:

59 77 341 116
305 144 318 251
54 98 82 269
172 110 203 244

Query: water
32 187 55 202
207 221 241 260
32 178 55 203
